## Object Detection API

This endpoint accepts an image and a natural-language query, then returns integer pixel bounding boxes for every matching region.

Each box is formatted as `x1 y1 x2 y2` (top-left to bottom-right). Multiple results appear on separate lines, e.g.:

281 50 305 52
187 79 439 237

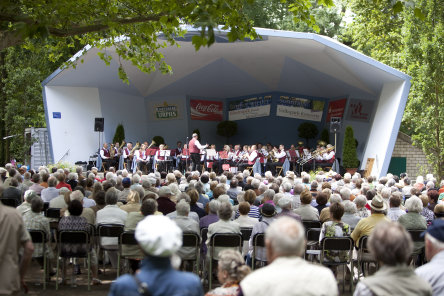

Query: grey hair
68 172 78 181
251 179 260 189
194 182 204 194
70 190 84 202
132 186 145 202
273 192 284 206
177 192 191 203
387 179 396 187
208 199 220 214
266 217 306 257
340 187 351 201
132 174 141 184
263 189 275 200
278 196 292 210
426 181 435 189
343 200 357 214
368 222 413 266
381 187 392 199
329 194 342 204
218 194 231 204
354 195 368 208
258 183 268 193
236 192 245 203
282 182 292 192
176 200 190 216
404 196 423 213
217 249 250 282
24 190 38 203
217 201 233 221
293 183 303 194
48 176 57 187
105 188 119 205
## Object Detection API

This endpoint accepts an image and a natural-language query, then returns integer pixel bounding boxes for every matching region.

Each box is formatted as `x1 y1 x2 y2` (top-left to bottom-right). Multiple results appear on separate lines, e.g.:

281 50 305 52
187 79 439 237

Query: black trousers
190 153 201 171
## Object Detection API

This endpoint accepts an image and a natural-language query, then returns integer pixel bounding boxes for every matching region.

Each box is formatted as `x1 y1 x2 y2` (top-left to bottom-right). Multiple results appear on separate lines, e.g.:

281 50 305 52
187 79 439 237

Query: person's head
300 190 312 205
366 189 376 201
389 192 402 208
420 194 429 208
135 215 182 257
93 190 106 206
354 195 367 209
70 190 84 203
24 190 38 203
127 190 140 204
265 217 306 262
370 194 387 214
428 190 439 204
9 178 18 187
339 187 351 201
213 186 226 200
57 173 65 183
32 173 41 184
31 197 44 213
217 202 233 221
208 199 220 214
217 249 251 284
176 200 190 217
282 182 292 193
293 183 303 195
68 199 84 216
187 189 199 205
434 204 444 218
158 186 173 199
243 189 257 205
424 219 444 261
369 222 412 266
105 188 119 205
263 189 275 202
238 202 251 216
316 192 328 206
261 203 276 218
403 195 423 213
330 202 345 221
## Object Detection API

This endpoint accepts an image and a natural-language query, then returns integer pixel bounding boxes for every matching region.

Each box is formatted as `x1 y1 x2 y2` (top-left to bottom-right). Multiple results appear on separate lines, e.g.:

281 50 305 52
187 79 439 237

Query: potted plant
112 123 125 144
342 125 359 174
216 120 238 144
297 122 318 147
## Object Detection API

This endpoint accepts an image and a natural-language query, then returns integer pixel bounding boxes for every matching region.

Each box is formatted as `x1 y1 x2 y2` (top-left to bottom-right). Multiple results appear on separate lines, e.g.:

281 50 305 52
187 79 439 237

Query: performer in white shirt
188 133 208 171
238 145 258 172
122 142 133 170
136 143 149 173
155 144 170 172
100 143 114 171
265 145 287 176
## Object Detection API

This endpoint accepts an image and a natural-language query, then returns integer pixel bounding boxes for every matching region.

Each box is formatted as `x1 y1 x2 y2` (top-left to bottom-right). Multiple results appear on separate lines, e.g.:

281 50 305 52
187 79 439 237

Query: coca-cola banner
190 99 223 121
228 95 272 121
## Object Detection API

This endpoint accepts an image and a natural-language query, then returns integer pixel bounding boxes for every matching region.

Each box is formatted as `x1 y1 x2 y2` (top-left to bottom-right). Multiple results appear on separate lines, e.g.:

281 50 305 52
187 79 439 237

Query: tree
152 136 165 146
342 126 359 168
216 121 238 144
297 122 318 147
0 0 334 82
112 123 125 144
320 128 330 145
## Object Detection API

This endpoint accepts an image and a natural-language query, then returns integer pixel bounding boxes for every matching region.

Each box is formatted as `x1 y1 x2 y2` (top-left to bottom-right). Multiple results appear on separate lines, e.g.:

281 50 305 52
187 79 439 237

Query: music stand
183 148 190 173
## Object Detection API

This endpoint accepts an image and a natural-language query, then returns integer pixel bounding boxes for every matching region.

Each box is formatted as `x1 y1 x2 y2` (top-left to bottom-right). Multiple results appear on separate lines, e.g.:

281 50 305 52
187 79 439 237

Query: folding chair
305 228 321 260
251 233 266 270
182 232 201 275
118 231 142 276
1 198 19 207
356 235 378 280
45 208 61 242
320 237 354 292
302 220 321 234
97 224 124 275
56 230 92 290
208 233 242 290
408 229 425 266
240 227 253 256
28 230 48 290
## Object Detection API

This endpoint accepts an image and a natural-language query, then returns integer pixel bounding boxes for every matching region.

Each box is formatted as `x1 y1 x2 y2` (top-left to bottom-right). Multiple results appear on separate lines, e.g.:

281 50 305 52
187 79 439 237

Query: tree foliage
297 122 318 147
347 0 443 179
216 120 238 143
112 123 125 144
342 126 359 168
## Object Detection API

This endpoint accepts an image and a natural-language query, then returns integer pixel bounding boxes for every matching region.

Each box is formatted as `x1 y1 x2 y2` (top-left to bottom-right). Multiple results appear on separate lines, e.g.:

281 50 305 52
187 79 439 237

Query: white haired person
205 250 251 296
353 222 432 295
398 196 427 255
109 215 203 296
416 219 444 295
240 217 338 295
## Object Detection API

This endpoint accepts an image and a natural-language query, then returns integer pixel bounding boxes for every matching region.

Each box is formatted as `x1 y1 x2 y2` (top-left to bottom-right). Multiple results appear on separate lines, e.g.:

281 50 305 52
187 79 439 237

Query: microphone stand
185 136 189 173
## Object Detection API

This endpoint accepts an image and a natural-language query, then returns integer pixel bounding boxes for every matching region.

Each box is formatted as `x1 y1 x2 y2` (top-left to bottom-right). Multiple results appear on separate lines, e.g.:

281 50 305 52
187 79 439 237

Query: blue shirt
108 256 203 296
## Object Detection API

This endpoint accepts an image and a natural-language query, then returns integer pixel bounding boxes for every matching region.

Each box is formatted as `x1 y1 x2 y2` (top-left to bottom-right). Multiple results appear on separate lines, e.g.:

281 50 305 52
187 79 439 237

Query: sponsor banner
276 96 324 122
345 99 374 122
147 99 184 121
228 95 271 121
326 98 347 121
190 99 223 121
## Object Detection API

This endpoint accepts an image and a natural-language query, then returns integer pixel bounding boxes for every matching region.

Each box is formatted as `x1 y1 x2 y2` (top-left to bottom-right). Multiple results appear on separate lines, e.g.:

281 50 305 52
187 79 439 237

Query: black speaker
330 117 342 133
94 117 104 132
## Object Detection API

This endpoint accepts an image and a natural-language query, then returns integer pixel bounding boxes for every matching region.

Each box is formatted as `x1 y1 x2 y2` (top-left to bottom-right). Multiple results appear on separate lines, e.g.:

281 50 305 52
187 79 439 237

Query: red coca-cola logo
195 103 220 113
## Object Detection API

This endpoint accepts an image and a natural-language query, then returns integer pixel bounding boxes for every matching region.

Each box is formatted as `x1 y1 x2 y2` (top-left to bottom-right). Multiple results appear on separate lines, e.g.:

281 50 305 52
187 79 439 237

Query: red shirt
56 182 72 191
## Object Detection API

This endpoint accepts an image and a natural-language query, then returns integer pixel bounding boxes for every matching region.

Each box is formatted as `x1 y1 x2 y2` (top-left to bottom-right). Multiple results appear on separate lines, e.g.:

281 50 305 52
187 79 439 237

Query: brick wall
391 132 432 179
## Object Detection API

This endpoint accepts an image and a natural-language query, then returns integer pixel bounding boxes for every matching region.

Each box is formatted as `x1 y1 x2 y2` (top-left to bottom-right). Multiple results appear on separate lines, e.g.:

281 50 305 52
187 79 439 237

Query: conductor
188 133 208 171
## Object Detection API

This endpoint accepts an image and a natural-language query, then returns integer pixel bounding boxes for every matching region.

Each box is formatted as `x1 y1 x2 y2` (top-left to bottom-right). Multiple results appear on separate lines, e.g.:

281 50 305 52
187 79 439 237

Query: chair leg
209 258 212 290
56 255 60 290
342 264 345 293
350 260 354 292
43 254 46 290
117 253 120 278
87 254 91 291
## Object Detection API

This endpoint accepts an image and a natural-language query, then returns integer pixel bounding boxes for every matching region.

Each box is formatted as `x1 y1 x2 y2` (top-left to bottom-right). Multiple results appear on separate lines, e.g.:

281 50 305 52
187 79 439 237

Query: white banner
228 95 271 121
276 96 324 122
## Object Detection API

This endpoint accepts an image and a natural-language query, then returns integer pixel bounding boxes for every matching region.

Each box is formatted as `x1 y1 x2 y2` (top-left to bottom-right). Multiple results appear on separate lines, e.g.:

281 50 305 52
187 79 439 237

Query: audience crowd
1 163 444 296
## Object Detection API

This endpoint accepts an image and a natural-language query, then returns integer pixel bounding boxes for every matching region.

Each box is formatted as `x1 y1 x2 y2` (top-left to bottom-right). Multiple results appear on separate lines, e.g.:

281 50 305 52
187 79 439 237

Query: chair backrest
210 233 242 249
43 202 50 213
97 224 124 237
358 235 369 250
307 228 321 242
408 230 424 242
321 237 354 263
1 198 19 207
45 208 61 219
200 227 208 244
28 229 47 243
120 231 138 245
241 227 253 241
303 220 322 231
182 232 200 248
253 233 265 247
59 230 90 244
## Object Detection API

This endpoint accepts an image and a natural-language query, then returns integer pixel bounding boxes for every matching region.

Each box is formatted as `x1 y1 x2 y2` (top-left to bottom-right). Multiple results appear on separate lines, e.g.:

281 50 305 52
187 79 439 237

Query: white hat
0 167 6 174
135 215 182 257
158 186 173 197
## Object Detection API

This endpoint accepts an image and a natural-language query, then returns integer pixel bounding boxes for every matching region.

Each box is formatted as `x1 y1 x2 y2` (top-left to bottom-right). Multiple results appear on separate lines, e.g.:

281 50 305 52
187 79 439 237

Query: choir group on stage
99 133 335 176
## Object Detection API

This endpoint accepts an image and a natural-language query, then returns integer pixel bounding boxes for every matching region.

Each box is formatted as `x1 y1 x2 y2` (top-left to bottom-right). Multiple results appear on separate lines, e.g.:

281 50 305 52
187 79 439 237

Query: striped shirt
235 204 261 219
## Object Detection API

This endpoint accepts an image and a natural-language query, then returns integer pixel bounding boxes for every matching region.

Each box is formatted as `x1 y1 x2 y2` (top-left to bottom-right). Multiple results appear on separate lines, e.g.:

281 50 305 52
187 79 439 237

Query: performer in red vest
188 133 208 171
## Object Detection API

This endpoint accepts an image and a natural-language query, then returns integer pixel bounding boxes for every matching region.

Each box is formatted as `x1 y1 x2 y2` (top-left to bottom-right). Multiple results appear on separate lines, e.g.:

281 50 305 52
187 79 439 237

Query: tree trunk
0 50 8 165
